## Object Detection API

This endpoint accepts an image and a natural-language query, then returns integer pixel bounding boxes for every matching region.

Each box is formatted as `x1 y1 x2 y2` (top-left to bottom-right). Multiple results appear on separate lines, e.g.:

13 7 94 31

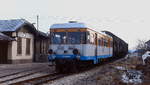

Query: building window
40 40 42 54
17 37 22 55
40 40 45 54
26 38 31 55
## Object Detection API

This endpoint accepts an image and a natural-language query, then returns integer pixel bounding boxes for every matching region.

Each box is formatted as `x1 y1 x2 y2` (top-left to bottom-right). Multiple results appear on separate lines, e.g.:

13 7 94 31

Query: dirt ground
93 56 150 85
49 55 150 85
72 55 150 85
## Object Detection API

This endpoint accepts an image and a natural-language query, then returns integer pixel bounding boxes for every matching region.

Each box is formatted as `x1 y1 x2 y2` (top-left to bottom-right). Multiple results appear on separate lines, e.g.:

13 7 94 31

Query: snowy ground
46 56 150 85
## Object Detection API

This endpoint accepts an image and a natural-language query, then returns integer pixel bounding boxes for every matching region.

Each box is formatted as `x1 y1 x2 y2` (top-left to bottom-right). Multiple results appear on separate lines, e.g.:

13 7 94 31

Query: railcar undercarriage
55 59 93 73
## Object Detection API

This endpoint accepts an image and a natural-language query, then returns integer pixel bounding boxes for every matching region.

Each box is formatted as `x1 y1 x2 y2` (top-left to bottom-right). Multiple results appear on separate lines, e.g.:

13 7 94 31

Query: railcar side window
106 40 109 47
104 39 108 47
86 32 95 44
87 32 90 44
103 39 106 47
110 41 113 47
101 38 104 46
90 34 95 44
98 39 101 46
106 40 108 47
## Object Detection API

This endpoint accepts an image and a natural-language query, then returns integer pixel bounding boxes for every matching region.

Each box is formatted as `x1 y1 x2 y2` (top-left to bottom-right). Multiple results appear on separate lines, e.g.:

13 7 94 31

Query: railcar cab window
51 32 86 44
51 32 67 44
68 32 86 44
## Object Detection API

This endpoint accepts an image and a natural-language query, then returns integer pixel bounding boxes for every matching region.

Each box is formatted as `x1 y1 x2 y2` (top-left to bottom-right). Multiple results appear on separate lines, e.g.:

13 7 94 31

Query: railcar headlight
48 49 53 54
73 49 79 55
64 50 67 53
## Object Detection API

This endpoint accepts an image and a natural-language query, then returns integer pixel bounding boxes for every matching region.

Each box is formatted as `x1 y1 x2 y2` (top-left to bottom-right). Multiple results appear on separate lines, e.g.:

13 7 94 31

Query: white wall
8 31 34 61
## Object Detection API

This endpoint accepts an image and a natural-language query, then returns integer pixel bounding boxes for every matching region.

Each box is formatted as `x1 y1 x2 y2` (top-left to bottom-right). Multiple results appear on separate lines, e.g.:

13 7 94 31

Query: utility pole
37 15 39 30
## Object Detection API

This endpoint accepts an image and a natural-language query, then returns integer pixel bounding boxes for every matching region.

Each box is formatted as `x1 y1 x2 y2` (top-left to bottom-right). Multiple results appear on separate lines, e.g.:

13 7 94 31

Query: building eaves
0 32 15 41
37 31 49 38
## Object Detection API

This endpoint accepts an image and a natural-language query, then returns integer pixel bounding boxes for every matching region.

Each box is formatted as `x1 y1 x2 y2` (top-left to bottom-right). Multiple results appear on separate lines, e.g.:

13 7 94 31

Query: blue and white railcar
48 21 113 72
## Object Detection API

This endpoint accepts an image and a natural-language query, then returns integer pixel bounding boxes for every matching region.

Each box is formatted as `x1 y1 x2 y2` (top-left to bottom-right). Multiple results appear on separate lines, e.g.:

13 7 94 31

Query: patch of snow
142 51 150 65
115 66 126 70
122 70 143 84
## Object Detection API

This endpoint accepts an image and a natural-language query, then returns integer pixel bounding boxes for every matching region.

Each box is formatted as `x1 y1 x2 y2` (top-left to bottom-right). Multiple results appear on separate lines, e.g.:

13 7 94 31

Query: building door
0 41 8 64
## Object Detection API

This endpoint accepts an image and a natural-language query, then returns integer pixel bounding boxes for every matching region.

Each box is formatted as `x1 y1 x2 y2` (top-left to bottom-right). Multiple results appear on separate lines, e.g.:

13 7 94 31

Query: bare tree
135 39 147 50
135 39 147 56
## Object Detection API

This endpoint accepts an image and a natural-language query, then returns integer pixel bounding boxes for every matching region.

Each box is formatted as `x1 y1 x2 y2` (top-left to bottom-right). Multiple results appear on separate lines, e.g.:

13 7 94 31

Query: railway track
0 65 55 85
0 64 51 77
0 58 125 85
0 66 46 78
1 72 67 85
10 72 67 85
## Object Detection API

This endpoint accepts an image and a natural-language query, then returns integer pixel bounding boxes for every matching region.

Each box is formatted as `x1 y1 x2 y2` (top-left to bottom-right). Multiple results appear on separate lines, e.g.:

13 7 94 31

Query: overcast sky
0 0 150 49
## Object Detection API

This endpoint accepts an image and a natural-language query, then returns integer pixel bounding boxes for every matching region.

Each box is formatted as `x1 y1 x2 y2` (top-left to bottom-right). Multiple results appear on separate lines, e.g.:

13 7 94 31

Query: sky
0 0 150 49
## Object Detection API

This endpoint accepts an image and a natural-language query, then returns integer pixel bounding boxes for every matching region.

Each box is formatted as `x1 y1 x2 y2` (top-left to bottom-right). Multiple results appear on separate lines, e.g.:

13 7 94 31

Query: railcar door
95 33 98 61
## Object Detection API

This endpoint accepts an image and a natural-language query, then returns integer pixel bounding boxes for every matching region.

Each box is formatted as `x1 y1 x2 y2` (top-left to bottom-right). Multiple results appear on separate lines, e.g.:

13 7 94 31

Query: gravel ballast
46 56 150 85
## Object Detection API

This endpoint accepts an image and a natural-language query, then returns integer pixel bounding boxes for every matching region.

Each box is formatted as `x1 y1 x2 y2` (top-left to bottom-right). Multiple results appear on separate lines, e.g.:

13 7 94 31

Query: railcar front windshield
51 32 66 44
50 32 86 44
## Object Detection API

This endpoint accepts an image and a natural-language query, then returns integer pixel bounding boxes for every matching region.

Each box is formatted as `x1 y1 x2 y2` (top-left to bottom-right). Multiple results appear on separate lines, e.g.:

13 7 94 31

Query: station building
0 32 15 63
34 31 49 62
0 19 49 64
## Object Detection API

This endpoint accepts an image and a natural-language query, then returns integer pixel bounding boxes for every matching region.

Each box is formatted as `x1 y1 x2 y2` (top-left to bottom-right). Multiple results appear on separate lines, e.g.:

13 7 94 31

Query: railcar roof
87 28 113 39
50 22 91 29
50 21 112 39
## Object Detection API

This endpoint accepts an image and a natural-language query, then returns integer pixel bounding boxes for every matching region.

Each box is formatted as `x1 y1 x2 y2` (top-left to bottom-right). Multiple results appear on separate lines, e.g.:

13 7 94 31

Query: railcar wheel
71 61 78 73
55 64 63 73
55 60 64 73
